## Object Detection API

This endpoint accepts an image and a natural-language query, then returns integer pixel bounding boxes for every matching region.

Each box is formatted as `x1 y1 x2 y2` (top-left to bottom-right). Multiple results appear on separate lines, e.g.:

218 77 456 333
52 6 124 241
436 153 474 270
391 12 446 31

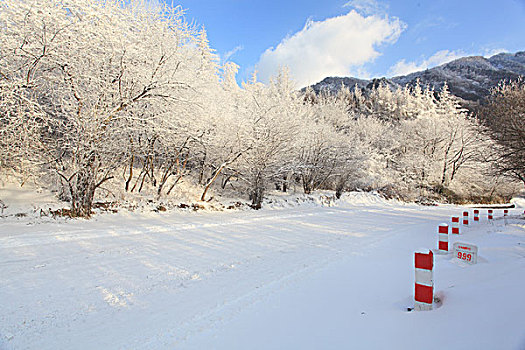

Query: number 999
457 252 472 261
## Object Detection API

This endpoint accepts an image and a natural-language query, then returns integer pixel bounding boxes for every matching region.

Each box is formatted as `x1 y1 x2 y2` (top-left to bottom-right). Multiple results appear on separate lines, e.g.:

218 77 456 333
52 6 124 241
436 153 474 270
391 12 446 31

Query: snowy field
1 192 524 349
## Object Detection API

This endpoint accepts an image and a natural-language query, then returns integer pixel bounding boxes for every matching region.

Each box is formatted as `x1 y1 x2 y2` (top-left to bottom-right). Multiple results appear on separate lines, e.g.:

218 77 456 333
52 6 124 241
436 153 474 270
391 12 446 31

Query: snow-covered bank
0 182 405 220
0 197 524 349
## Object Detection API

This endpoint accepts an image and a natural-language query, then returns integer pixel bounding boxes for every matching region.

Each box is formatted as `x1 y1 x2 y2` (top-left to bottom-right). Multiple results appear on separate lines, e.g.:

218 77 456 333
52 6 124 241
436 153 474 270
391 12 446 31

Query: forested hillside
309 51 525 106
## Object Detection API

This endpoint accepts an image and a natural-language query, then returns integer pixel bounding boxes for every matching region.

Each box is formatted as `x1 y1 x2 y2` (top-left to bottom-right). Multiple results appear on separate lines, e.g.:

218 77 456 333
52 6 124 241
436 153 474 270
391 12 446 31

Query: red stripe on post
438 225 448 234
452 227 459 234
414 250 433 311
415 251 433 270
415 284 433 304
452 217 459 223
439 240 448 251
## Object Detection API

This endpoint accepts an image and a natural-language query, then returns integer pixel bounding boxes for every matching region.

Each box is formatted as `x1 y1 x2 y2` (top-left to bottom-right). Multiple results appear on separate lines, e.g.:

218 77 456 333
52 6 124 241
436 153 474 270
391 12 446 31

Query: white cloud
222 45 244 63
343 0 388 15
256 10 405 87
388 50 466 77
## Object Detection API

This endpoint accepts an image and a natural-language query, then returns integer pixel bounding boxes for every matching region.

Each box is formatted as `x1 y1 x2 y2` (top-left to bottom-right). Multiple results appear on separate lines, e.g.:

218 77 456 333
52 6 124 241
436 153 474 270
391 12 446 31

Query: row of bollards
413 208 520 311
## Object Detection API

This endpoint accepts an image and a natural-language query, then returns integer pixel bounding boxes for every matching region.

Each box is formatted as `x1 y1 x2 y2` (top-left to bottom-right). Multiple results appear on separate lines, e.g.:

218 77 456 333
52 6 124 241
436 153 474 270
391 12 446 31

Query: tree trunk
249 173 265 209
70 167 97 218
201 152 244 201
335 175 346 199
125 154 134 191
302 175 313 194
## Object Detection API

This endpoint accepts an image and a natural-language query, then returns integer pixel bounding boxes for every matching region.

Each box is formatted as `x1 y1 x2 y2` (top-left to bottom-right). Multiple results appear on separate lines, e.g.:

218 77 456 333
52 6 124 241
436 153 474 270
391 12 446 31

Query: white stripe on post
438 223 449 252
463 211 469 226
451 216 460 234
414 249 434 311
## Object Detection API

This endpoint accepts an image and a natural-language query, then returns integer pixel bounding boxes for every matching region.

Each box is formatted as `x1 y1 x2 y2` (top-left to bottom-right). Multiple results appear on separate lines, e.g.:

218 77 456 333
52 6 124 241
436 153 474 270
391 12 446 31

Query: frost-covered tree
0 0 216 216
481 79 525 183
294 90 366 196
434 85 490 187
196 63 253 201
0 80 46 181
236 70 302 208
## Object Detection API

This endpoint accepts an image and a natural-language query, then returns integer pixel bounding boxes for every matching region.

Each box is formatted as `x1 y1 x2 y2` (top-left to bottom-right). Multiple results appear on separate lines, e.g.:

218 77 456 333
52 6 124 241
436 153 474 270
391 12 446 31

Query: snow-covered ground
1 190 524 349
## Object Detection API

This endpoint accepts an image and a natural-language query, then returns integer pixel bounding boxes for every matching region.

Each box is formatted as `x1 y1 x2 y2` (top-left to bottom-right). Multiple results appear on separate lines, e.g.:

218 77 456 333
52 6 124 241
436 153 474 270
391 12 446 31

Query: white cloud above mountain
256 10 405 87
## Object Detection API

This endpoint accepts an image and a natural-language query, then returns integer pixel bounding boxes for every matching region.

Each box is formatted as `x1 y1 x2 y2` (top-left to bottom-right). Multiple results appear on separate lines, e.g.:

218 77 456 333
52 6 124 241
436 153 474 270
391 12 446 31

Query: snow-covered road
1 197 524 349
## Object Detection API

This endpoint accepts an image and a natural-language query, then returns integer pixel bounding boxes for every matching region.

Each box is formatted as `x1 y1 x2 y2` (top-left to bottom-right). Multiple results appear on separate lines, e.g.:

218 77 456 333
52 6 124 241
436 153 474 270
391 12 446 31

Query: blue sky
172 0 525 87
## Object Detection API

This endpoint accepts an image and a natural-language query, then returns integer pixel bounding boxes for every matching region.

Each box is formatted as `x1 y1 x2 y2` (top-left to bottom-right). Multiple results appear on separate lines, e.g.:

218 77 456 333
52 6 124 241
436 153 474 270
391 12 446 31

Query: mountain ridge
307 51 525 106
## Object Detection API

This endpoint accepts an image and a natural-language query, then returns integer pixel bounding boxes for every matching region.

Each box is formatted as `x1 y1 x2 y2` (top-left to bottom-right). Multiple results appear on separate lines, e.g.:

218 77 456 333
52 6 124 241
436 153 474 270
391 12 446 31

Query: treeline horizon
0 0 522 217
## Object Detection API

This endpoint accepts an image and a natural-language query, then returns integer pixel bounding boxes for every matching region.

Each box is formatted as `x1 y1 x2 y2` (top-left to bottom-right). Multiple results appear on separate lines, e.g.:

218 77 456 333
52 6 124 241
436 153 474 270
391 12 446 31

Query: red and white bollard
504 209 508 217
488 209 493 221
451 216 460 234
473 209 479 222
438 223 449 252
462 211 469 226
414 249 434 311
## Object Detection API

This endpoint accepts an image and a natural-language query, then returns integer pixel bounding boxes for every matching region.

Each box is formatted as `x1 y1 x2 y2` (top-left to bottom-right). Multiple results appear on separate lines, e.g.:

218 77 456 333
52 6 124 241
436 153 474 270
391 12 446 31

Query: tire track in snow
0 205 457 349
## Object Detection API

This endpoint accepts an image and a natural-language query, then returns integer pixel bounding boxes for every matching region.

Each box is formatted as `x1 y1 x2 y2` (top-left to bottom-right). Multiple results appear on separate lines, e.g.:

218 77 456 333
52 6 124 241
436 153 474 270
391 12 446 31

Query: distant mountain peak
307 51 525 106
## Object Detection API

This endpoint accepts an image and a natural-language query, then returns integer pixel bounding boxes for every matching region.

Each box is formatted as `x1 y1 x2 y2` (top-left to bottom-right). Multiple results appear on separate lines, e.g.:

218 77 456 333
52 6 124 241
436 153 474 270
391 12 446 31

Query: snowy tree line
479 78 525 184
0 0 521 217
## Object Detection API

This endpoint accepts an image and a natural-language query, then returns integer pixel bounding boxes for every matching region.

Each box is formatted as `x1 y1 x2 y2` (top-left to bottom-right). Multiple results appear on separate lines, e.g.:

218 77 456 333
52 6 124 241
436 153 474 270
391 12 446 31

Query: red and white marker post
451 216 460 234
488 209 493 221
414 249 434 311
462 211 469 226
473 209 479 222
438 223 449 252
504 209 509 217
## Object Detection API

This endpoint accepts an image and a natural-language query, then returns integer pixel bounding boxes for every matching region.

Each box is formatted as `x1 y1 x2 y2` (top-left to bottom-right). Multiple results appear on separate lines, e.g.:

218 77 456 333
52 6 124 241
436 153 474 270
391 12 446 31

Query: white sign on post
453 242 478 264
